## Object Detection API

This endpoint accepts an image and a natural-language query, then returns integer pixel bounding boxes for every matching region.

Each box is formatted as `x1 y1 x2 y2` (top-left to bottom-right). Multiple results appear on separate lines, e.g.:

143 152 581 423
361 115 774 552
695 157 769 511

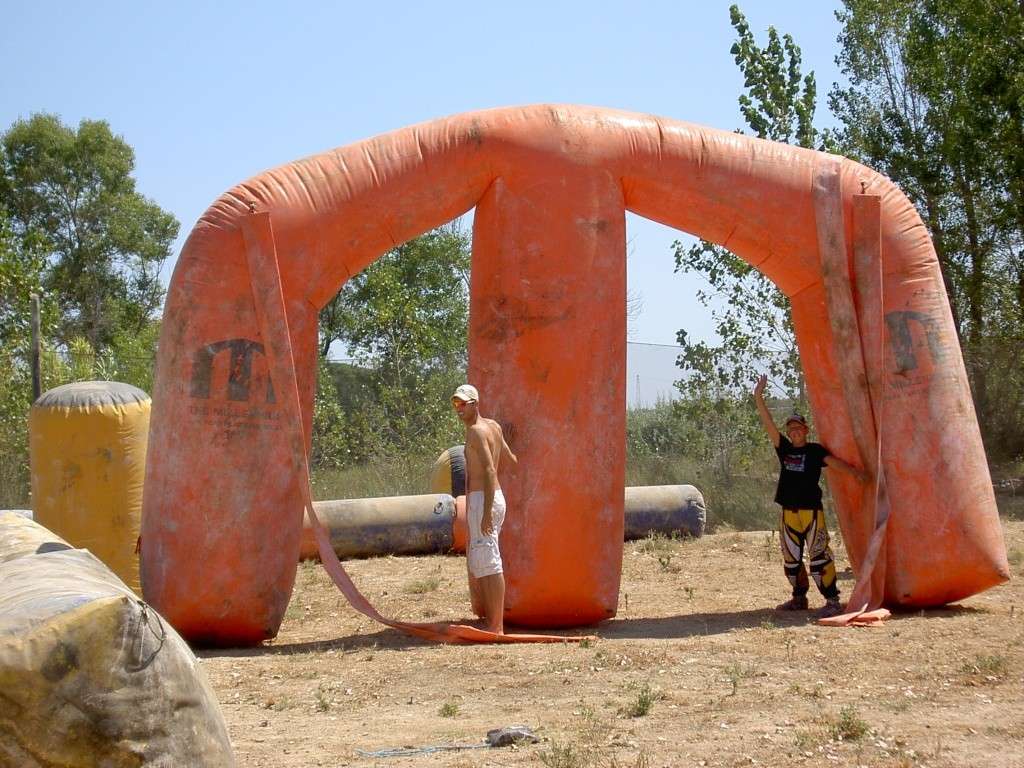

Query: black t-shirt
774 436 830 509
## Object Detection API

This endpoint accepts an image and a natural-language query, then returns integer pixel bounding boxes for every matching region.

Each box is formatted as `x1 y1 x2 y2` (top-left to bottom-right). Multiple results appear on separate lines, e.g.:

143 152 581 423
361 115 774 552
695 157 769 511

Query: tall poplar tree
673 5 827 403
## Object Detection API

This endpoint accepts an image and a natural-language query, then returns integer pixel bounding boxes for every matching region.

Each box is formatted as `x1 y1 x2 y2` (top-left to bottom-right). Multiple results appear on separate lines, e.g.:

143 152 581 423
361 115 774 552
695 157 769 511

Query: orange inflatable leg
471 166 626 627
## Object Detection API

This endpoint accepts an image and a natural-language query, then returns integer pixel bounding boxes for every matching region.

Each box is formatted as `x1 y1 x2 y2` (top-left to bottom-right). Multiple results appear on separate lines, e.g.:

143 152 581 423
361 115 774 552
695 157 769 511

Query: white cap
451 384 479 403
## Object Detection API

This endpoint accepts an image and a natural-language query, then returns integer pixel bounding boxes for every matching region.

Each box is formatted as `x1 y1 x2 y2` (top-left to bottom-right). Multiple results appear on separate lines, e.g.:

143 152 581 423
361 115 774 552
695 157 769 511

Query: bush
0 325 160 508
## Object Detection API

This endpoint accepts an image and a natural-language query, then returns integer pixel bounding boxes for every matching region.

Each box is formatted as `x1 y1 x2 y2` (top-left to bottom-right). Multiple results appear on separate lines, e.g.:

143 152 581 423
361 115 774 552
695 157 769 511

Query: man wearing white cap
451 384 518 634
753 374 866 619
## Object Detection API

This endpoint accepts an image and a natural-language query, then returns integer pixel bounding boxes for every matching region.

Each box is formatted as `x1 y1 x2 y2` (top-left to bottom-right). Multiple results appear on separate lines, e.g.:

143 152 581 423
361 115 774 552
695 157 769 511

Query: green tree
729 4 822 149
673 4 825 406
314 225 470 462
319 224 469 373
0 212 39 505
670 5 827 475
0 210 55 347
0 113 178 350
0 116 177 504
901 0 1024 450
830 1 963 325
830 0 1024 455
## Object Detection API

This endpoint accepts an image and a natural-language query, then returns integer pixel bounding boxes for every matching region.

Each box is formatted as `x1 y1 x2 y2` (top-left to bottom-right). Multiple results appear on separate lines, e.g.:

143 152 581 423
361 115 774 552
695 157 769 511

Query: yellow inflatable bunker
30 381 149 592
429 445 466 498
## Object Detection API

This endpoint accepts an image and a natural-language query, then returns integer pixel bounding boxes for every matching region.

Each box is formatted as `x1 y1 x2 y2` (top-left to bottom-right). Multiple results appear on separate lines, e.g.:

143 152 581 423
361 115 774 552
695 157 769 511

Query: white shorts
467 490 506 578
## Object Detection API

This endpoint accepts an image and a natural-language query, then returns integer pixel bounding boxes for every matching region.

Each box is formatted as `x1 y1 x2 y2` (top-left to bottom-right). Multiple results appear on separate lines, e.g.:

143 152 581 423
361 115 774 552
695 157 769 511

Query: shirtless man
451 384 517 634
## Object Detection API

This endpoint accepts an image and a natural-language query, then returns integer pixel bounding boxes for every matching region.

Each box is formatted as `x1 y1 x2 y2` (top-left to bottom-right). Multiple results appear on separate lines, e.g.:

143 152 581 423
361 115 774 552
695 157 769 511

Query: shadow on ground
197 603 985 658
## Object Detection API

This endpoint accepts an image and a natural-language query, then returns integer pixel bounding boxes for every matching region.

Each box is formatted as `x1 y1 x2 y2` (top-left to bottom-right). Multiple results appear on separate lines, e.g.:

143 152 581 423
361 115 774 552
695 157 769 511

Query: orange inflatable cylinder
142 105 1007 646
471 166 626 626
452 495 468 554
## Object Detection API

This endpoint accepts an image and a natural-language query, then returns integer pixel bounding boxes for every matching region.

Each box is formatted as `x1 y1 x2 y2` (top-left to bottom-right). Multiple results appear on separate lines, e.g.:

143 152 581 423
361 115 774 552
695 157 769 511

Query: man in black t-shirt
753 374 867 619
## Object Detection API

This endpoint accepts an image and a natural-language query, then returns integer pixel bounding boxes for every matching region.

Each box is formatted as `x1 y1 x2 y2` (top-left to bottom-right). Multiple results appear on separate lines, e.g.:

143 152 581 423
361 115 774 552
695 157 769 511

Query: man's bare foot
469 617 502 634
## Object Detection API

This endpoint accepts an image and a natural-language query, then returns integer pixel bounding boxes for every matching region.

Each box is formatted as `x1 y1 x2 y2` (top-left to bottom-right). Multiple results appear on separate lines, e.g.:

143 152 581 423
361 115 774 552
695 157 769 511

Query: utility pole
30 294 41 400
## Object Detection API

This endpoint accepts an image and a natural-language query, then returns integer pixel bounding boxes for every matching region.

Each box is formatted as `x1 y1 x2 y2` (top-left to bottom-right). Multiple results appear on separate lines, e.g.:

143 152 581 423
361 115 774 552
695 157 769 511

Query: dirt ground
199 521 1024 768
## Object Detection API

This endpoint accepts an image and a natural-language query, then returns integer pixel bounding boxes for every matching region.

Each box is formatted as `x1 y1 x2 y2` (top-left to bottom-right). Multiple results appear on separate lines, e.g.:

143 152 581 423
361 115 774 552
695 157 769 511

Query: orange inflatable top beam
141 105 1008 646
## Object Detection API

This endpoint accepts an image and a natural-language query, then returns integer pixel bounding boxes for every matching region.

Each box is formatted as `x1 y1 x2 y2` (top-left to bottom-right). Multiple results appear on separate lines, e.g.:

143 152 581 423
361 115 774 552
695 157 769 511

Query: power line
627 340 683 350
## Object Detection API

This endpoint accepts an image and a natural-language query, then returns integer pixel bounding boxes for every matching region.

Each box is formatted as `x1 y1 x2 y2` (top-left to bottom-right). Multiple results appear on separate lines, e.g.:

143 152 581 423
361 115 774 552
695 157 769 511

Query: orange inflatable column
141 226 318 646
470 167 626 627
870 218 1008 605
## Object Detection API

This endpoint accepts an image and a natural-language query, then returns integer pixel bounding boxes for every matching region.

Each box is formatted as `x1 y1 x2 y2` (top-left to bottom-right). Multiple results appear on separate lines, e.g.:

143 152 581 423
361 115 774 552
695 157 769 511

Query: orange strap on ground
241 211 590 645
814 171 890 627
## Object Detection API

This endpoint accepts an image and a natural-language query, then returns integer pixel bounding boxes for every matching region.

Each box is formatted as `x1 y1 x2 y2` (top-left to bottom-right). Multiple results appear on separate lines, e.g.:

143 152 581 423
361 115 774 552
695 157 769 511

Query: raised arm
753 374 781 448
467 424 499 534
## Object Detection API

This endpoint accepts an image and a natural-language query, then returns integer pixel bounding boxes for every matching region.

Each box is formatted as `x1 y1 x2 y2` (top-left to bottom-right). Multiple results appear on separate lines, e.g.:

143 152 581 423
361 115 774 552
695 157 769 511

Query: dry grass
198 522 1024 767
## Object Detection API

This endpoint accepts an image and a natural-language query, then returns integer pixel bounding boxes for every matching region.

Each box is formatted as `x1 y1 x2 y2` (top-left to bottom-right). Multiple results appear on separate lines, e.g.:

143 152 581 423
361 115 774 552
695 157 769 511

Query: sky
1 2 847 406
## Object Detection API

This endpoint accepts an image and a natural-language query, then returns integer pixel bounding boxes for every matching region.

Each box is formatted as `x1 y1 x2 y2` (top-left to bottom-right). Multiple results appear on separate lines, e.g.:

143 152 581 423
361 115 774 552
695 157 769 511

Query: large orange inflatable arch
141 105 1008 646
